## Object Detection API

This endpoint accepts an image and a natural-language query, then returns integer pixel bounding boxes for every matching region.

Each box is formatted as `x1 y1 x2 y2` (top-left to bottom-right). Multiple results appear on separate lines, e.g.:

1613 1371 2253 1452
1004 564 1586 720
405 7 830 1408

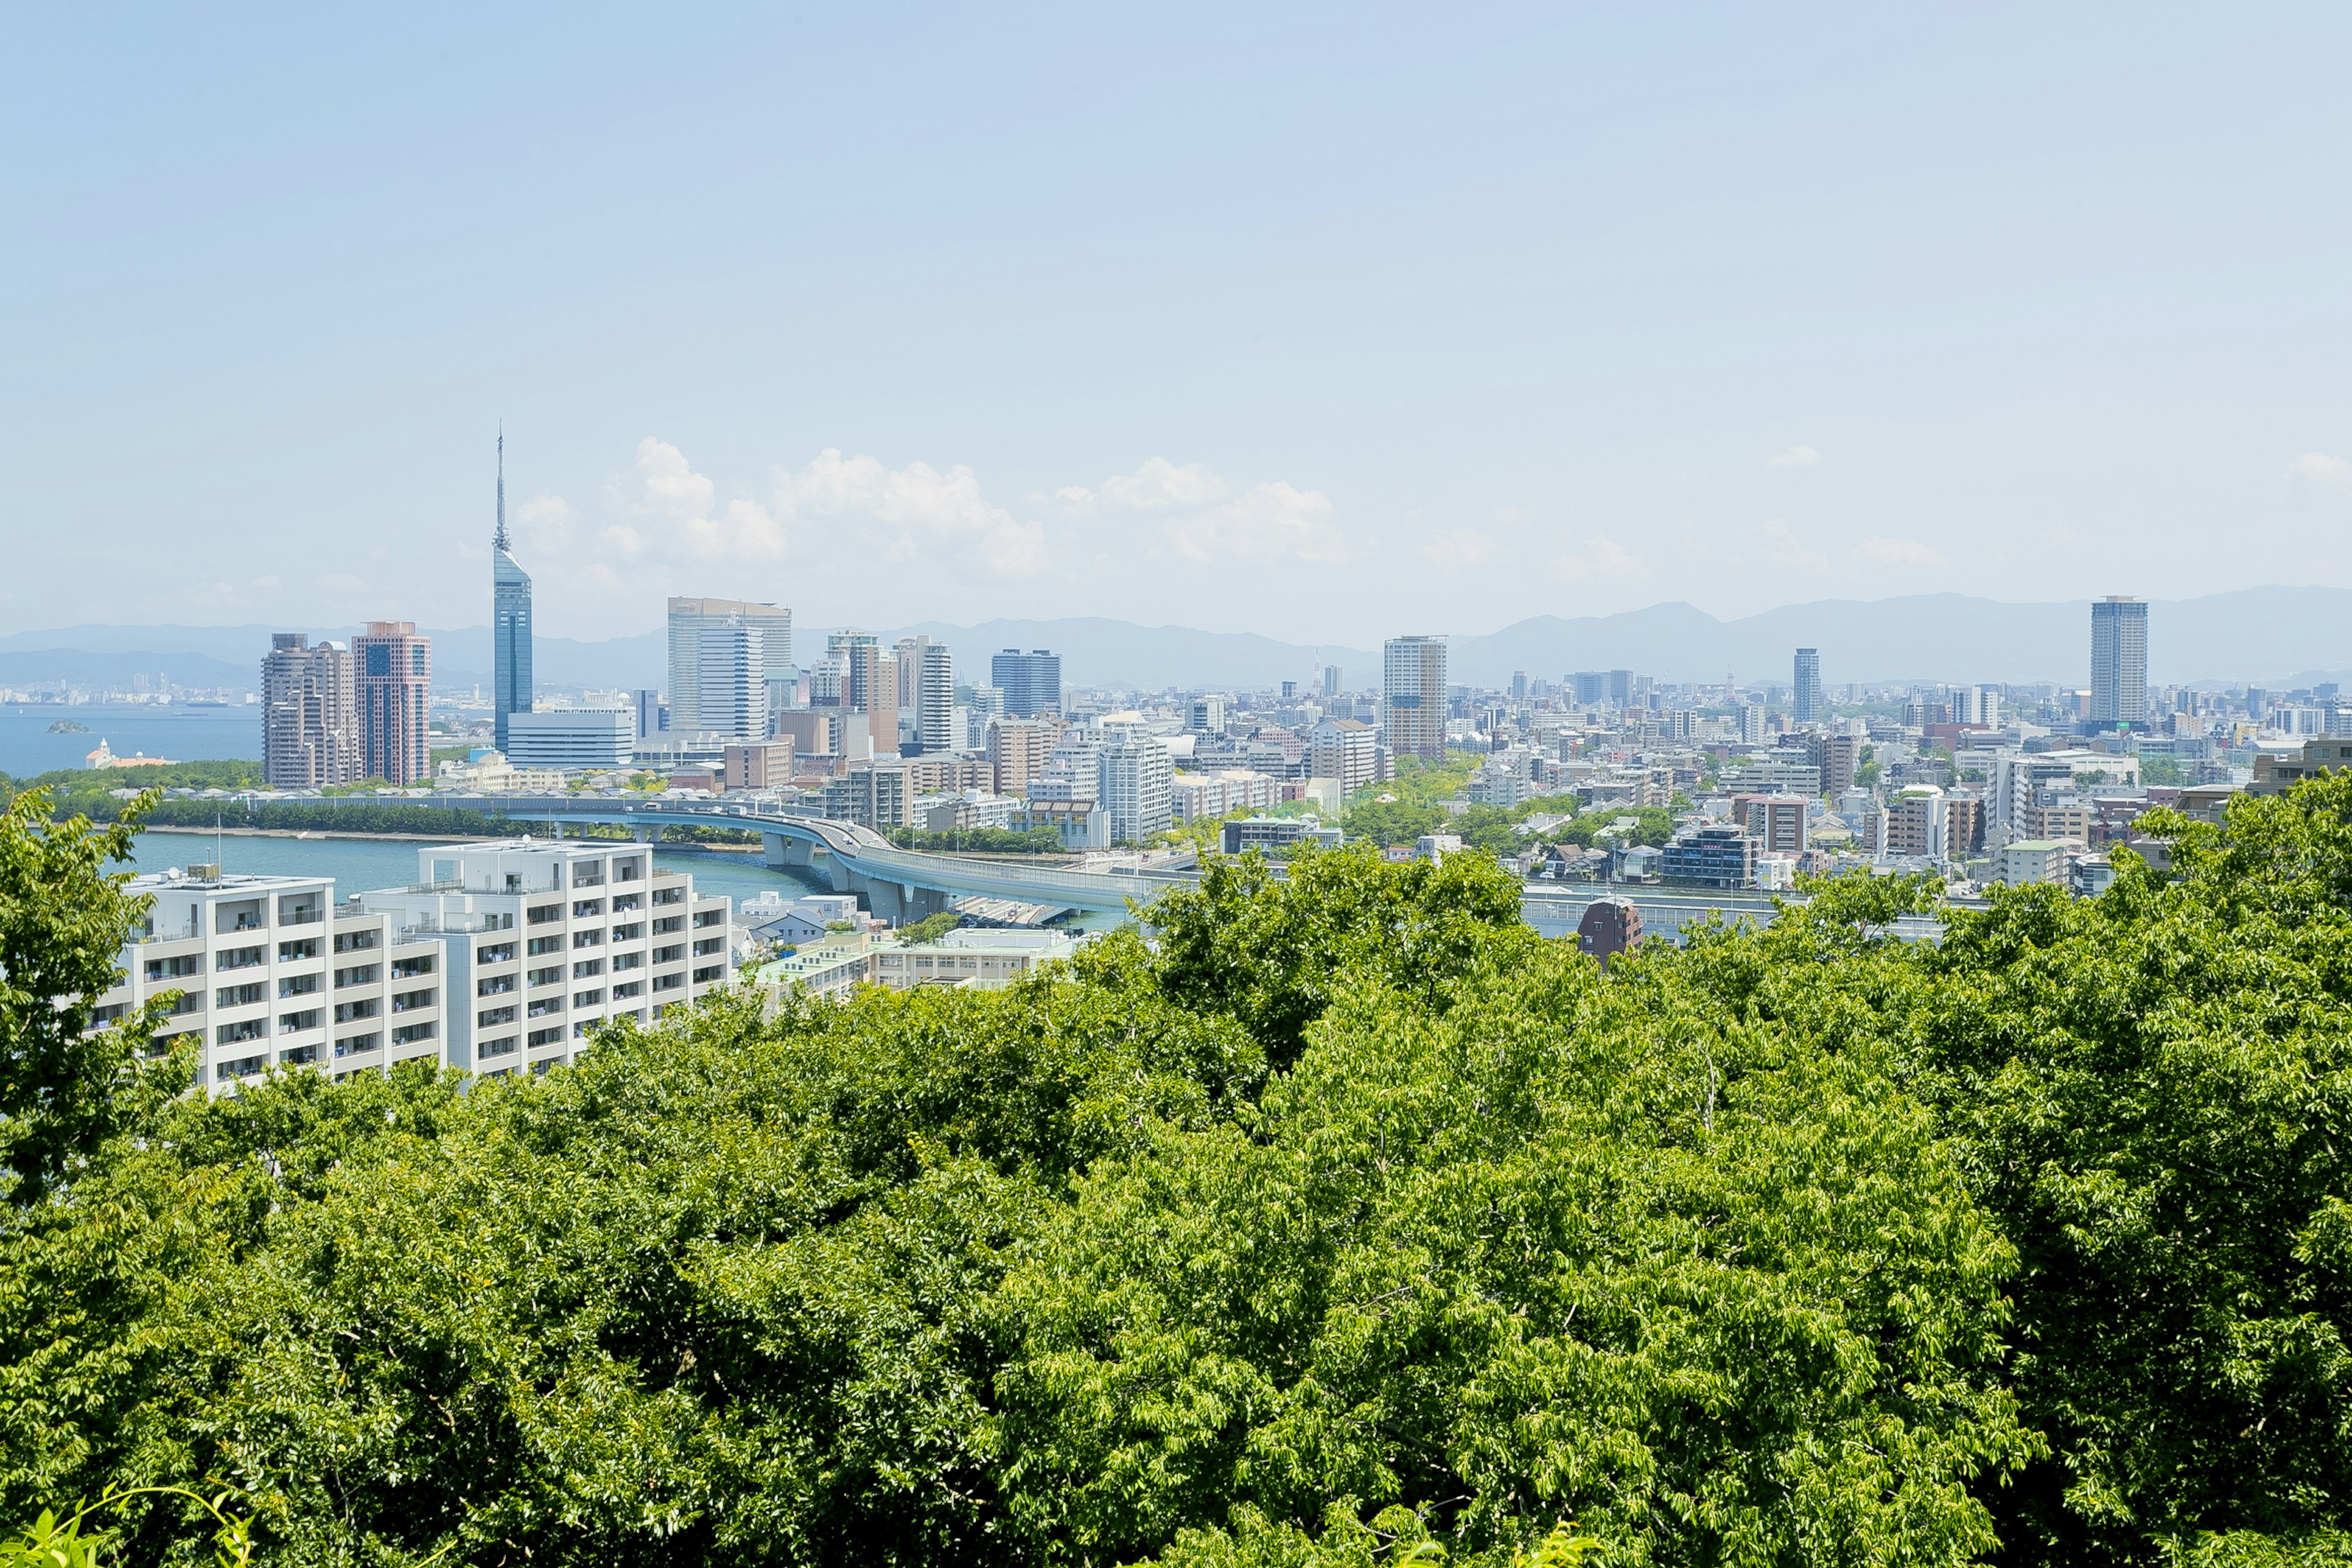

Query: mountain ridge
2 586 2345 692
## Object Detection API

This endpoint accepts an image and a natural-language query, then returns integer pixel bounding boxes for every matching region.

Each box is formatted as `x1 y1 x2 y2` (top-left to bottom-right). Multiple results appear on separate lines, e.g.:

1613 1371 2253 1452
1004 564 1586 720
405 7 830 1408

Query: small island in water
46 718 89 733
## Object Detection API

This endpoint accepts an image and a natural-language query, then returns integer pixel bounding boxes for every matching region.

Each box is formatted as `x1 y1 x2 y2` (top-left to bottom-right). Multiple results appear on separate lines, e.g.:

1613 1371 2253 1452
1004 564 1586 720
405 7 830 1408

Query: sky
4 2 2351 645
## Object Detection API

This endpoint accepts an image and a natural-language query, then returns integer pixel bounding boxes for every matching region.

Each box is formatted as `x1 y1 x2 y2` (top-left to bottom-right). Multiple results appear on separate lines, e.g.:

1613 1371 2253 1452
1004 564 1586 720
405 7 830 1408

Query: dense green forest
7 774 2352 1565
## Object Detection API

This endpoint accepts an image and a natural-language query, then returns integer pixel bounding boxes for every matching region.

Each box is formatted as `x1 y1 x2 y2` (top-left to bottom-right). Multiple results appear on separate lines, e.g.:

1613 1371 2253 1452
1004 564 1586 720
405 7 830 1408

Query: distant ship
183 699 232 708
46 718 89 733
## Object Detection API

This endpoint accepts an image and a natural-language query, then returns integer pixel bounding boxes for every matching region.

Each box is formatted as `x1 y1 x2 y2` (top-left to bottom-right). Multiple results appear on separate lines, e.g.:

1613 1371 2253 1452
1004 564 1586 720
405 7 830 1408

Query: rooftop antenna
493 423 509 553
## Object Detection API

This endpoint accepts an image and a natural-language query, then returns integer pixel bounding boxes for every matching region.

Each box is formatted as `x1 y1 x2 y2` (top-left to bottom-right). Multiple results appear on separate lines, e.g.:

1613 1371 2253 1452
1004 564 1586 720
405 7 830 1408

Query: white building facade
358 840 734 1077
91 868 446 1091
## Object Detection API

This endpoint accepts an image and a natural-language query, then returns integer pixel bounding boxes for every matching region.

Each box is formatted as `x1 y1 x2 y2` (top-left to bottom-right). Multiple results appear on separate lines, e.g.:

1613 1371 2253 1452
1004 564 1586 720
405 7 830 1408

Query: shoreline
138 825 767 855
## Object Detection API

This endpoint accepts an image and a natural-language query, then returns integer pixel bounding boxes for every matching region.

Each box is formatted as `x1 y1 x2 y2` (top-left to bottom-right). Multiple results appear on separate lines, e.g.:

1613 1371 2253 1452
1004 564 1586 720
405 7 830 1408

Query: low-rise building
1999 839 2071 886
868 927 1090 991
2252 738 2352 795
1219 816 1343 855
1662 825 1754 889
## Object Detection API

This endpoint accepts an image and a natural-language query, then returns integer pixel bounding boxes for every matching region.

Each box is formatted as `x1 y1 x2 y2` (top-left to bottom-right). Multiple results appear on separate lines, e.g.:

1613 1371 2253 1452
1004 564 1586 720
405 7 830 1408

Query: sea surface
117 830 823 908
0 704 264 777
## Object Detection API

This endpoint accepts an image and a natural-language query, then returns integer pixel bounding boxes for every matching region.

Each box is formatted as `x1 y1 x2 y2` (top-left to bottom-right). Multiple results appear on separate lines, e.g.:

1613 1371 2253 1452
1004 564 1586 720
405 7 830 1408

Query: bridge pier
633 826 659 843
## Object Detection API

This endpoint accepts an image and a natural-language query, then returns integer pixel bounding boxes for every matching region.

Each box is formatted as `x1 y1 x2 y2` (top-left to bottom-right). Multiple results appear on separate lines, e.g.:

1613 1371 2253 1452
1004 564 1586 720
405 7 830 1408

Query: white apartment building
358 839 734 1078
1306 717 1378 794
1098 726 1174 843
666 597 793 736
90 866 445 1091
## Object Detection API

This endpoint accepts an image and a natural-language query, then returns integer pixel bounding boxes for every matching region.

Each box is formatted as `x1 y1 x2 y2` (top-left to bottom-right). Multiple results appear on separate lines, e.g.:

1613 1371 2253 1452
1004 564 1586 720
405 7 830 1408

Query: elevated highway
408 793 1195 920
276 791 1946 941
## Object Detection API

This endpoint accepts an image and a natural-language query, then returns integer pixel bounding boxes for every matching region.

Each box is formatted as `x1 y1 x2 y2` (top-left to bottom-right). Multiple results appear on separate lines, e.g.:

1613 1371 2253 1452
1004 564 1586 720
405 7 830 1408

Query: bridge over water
284 791 1941 941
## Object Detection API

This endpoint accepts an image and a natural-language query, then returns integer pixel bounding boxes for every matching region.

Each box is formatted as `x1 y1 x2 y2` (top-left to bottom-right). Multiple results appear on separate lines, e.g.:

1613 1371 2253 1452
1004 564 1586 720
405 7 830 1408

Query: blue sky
5 3 2350 643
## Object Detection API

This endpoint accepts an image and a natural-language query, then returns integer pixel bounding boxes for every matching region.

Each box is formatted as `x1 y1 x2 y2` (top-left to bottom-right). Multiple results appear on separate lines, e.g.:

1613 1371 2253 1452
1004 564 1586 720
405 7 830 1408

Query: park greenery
7 773 2352 1563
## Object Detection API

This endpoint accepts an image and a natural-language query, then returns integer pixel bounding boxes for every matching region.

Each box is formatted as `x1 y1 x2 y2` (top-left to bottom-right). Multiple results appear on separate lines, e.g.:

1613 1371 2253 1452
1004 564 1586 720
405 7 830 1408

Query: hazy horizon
7 6 2350 645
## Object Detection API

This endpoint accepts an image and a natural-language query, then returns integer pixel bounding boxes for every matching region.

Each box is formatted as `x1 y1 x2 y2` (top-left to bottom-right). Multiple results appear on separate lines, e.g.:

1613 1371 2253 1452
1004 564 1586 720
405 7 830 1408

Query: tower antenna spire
494 422 509 552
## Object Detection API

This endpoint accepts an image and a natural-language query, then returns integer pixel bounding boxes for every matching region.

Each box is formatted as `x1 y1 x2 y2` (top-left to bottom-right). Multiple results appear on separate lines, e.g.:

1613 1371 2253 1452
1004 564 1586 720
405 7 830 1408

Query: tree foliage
9 783 2352 1564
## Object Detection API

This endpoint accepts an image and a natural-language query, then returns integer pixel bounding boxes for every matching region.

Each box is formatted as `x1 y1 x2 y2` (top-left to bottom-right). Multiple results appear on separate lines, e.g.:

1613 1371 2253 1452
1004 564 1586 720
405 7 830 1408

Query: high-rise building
1322 664 1342 698
988 718 1050 796
492 432 533 753
665 598 793 734
992 649 1063 718
1737 701 1766 747
828 631 899 755
353 622 431 786
262 634 360 787
1188 694 1227 734
1806 731 1859 797
895 635 954 754
1793 649 1823 725
1098 726 1174 843
2090 596 2149 726
696 625 769 742
1383 635 1449 761
1510 671 1529 703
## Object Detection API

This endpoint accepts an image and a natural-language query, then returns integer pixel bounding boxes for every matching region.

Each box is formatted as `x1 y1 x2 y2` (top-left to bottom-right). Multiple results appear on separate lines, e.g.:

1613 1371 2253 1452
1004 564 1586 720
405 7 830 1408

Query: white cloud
1055 457 1229 517
1550 535 1649 583
1852 536 1951 570
1061 458 1344 567
1768 445 1820 469
1753 518 1829 573
2045 526 2079 545
1421 528 1496 573
2290 452 2352 491
1158 479 1346 566
778 448 1046 577
613 438 787 563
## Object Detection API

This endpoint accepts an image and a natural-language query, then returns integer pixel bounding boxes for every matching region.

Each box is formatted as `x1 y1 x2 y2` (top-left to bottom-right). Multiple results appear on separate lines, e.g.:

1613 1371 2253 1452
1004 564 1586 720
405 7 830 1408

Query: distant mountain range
3 587 2347 695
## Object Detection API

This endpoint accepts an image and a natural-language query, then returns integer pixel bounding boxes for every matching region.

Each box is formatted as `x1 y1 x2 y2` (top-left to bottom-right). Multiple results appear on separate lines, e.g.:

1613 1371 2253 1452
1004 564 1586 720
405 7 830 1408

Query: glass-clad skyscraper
492 434 533 753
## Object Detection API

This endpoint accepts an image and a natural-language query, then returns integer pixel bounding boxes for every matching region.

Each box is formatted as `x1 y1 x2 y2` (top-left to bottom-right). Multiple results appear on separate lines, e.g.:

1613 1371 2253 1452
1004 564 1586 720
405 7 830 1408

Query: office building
1737 701 1766 747
358 840 732 1077
896 636 954 754
1188 694 1227 734
631 689 665 741
1322 664 1343 698
88 867 443 1091
991 649 1063 718
1662 826 1755 889
1383 635 1449 761
1793 649 1823 725
696 624 770 741
262 634 360 788
1098 726 1174 843
666 598 793 735
353 622 432 786
504 709 633 771
492 432 533 752
2090 596 2149 726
